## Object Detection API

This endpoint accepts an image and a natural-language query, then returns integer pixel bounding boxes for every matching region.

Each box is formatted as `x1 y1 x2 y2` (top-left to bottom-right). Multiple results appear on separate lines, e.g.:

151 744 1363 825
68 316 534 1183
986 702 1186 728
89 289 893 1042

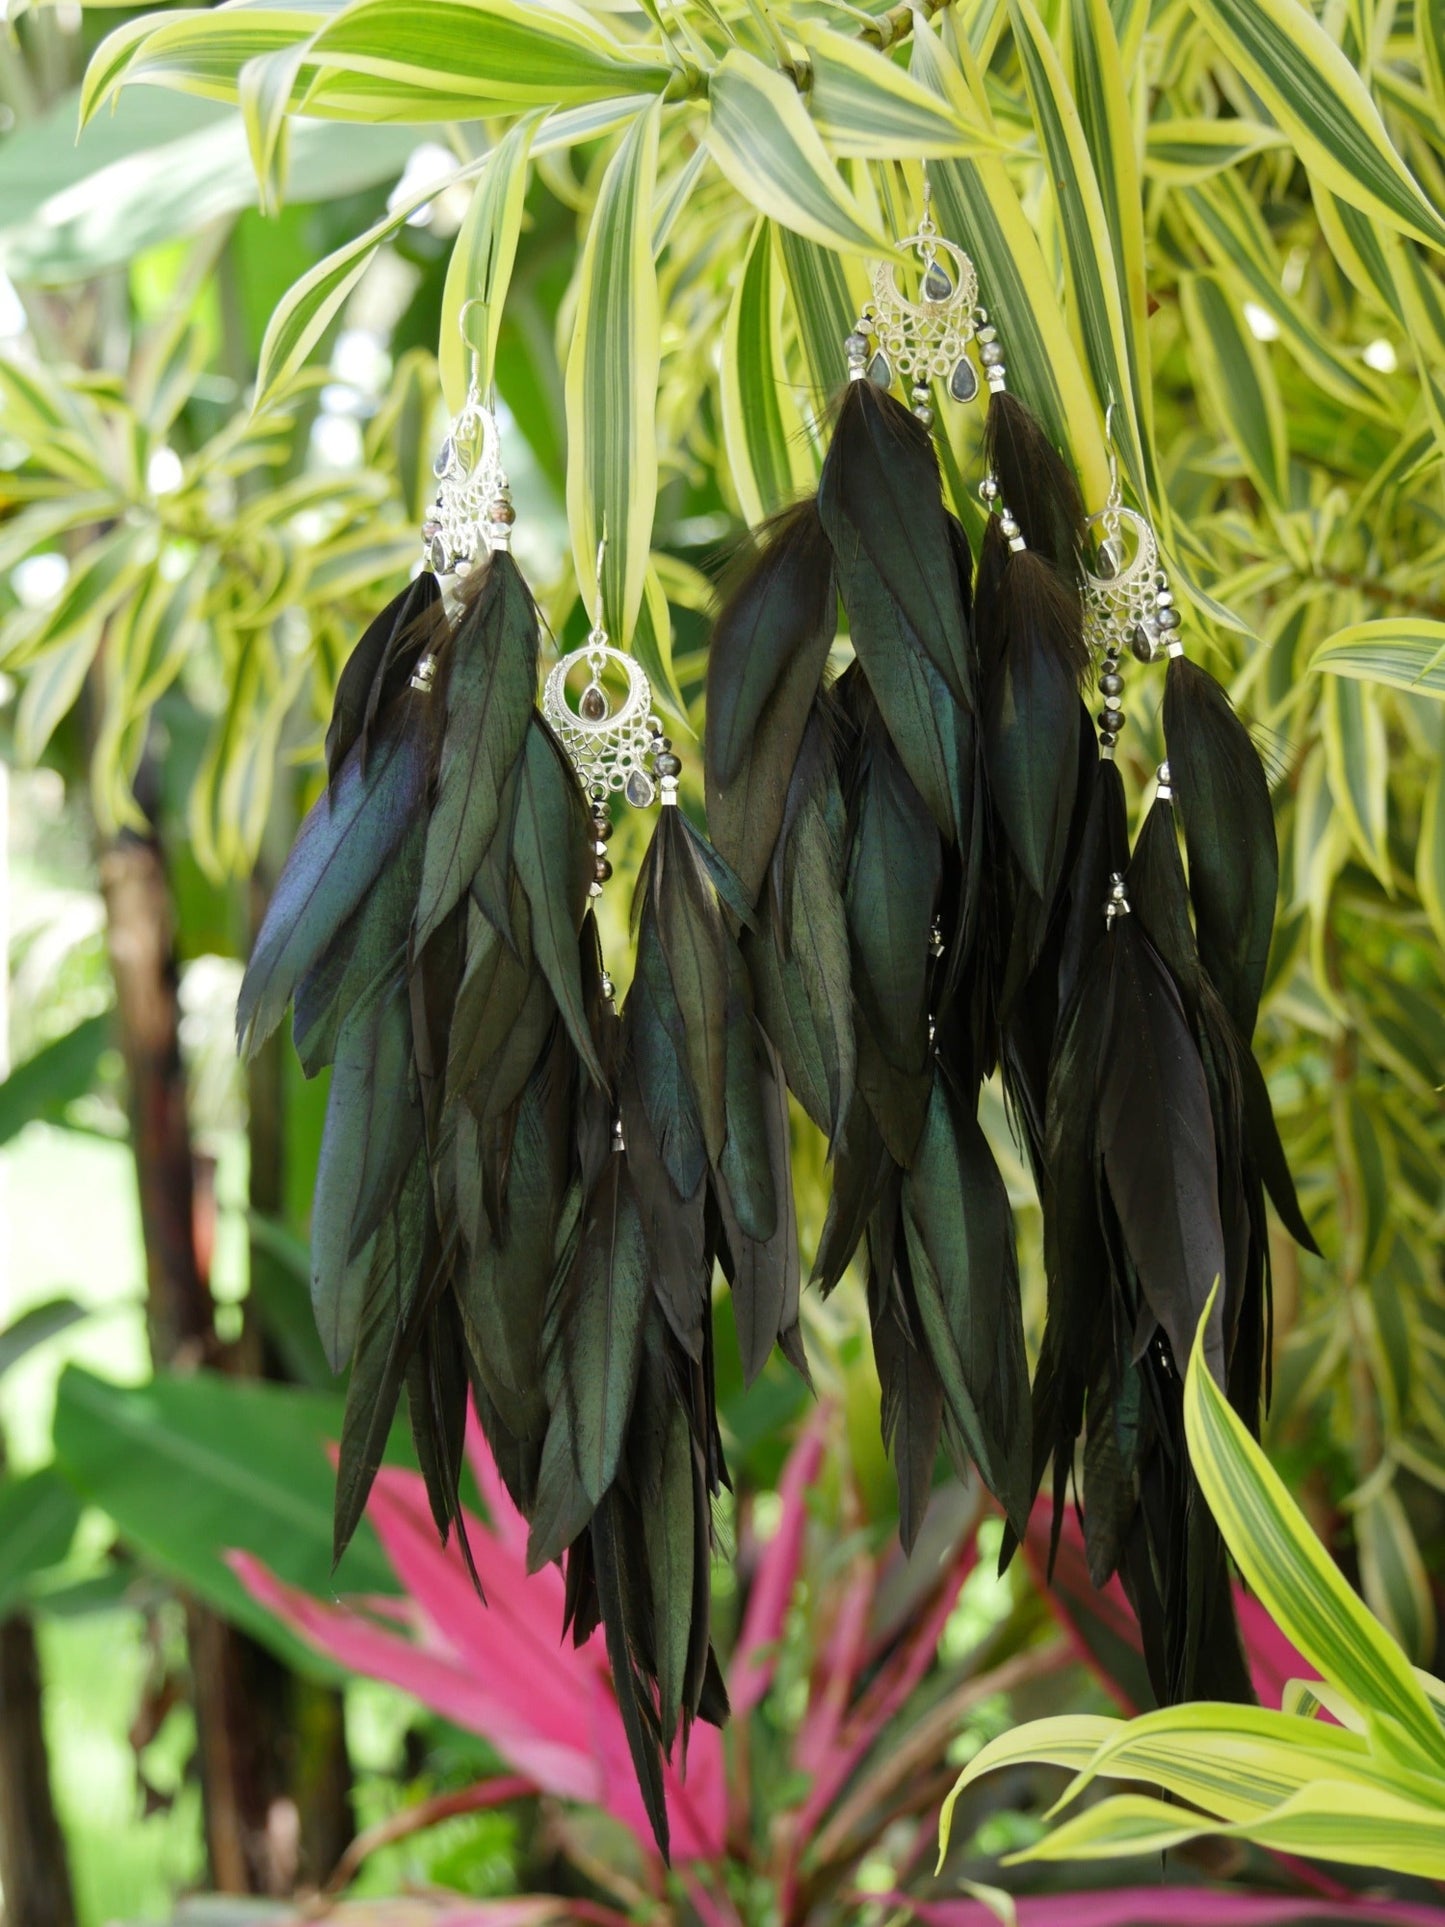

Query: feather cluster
704 373 1316 1710
239 551 800 1857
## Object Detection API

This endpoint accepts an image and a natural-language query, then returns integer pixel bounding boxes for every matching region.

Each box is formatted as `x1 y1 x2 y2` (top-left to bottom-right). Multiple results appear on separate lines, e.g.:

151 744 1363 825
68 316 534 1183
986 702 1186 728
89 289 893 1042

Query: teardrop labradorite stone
867 350 892 389
949 356 978 403
579 683 608 723
432 435 455 480
923 260 954 302
625 769 655 808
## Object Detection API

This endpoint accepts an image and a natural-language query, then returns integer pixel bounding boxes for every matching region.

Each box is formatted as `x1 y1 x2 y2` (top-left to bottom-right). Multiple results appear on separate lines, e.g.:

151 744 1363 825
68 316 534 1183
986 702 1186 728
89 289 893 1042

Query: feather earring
240 311 740 1856
532 550 805 1854
704 188 1036 1547
1026 465 1317 1705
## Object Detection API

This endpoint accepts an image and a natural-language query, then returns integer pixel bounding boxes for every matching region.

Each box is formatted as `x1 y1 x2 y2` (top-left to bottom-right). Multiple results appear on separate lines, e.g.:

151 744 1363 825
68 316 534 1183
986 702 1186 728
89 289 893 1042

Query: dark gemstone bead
655 752 681 777
1099 671 1124 698
595 858 613 883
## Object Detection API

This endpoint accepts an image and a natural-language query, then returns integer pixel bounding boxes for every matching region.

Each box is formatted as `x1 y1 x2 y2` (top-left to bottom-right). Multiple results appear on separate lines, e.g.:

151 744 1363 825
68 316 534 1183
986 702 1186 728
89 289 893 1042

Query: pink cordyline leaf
430 1904 632 1927
729 1405 830 1716
230 1458 726 1862
881 1893 1445 1926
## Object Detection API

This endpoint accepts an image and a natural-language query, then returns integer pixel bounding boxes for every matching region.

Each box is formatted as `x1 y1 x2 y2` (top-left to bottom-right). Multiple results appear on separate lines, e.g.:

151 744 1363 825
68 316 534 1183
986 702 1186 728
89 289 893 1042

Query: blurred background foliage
0 0 1443 1921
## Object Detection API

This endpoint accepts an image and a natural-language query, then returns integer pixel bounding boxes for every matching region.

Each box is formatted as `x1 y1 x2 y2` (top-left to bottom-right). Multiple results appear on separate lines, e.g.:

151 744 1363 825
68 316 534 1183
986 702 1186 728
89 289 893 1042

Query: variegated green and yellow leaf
1179 271 1290 511
1313 619 1445 699
910 20 1109 507
720 219 811 528
438 114 542 413
797 20 1004 160
1185 1306 1445 1773
565 101 661 647
1191 0 1445 253
705 48 887 256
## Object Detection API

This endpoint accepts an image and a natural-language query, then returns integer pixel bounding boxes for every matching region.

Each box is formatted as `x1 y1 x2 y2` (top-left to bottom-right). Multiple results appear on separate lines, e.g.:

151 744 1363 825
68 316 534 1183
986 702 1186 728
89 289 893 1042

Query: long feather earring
529 549 804 1854
705 188 1033 1547
1029 470 1317 1704
239 317 740 1855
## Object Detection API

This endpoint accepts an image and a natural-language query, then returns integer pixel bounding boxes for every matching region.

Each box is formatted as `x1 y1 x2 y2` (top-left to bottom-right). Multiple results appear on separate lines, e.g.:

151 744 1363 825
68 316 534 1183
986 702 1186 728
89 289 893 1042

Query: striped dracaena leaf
938 1716 1122 1860
704 48 888 256
565 102 661 648
254 153 495 410
1312 619 1445 699
1179 271 1290 510
1009 1783 1445 1877
774 226 867 433
1145 116 1288 183
1005 0 1150 513
721 219 812 527
909 19 1109 509
1065 0 1158 482
1185 1301 1445 1776
438 113 542 414
82 9 323 124
796 20 1004 160
1190 0 1445 254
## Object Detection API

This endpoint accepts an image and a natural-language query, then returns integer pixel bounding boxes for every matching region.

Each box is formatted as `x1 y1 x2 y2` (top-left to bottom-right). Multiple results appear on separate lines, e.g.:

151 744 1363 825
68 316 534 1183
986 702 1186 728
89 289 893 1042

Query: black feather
984 390 1084 574
326 571 442 785
1163 655 1277 1040
414 552 539 950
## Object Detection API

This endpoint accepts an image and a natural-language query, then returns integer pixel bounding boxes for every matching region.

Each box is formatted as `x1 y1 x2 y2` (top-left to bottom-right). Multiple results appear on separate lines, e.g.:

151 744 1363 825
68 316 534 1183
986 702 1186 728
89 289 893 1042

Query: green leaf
1313 619 1445 699
303 0 672 114
52 1367 402 1680
1357 1484 1438 1668
238 40 311 214
1009 1783 1445 1876
940 1717 1122 1860
1 522 155 673
720 218 811 527
908 20 1109 506
16 625 107 766
1007 0 1148 508
0 1471 81 1618
1190 0 1445 253
774 224 867 428
82 9 333 125
1320 674 1393 887
1416 751 1445 951
704 48 888 256
254 151 492 409
565 102 661 648
632 561 689 725
0 1014 112 1146
0 1300 89 1380
1180 271 1290 509
1184 1308 1445 1774
1145 116 1288 182
797 20 1004 160
1066 0 1157 488
438 113 542 414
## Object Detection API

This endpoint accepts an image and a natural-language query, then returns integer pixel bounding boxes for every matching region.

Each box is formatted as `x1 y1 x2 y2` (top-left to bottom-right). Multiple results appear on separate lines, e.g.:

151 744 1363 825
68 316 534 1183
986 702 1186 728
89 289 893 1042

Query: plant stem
861 0 957 49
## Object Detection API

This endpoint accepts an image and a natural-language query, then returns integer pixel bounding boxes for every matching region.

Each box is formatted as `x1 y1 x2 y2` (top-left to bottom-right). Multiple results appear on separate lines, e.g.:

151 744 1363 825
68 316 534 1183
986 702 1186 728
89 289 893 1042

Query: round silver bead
913 404 934 428
845 331 869 362
980 341 1004 366
980 477 999 501
999 515 1021 541
1157 606 1181 631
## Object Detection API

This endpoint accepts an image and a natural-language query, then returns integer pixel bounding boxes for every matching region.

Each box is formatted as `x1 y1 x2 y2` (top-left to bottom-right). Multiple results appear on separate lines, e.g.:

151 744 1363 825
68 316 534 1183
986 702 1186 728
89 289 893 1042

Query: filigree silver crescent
542 638 661 808
1083 505 1163 661
863 228 979 394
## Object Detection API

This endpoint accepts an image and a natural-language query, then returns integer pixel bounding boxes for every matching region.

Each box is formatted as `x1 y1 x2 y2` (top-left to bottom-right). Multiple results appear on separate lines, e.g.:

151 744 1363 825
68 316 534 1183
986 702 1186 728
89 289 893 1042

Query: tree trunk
0 1615 78 1927
100 821 351 1893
